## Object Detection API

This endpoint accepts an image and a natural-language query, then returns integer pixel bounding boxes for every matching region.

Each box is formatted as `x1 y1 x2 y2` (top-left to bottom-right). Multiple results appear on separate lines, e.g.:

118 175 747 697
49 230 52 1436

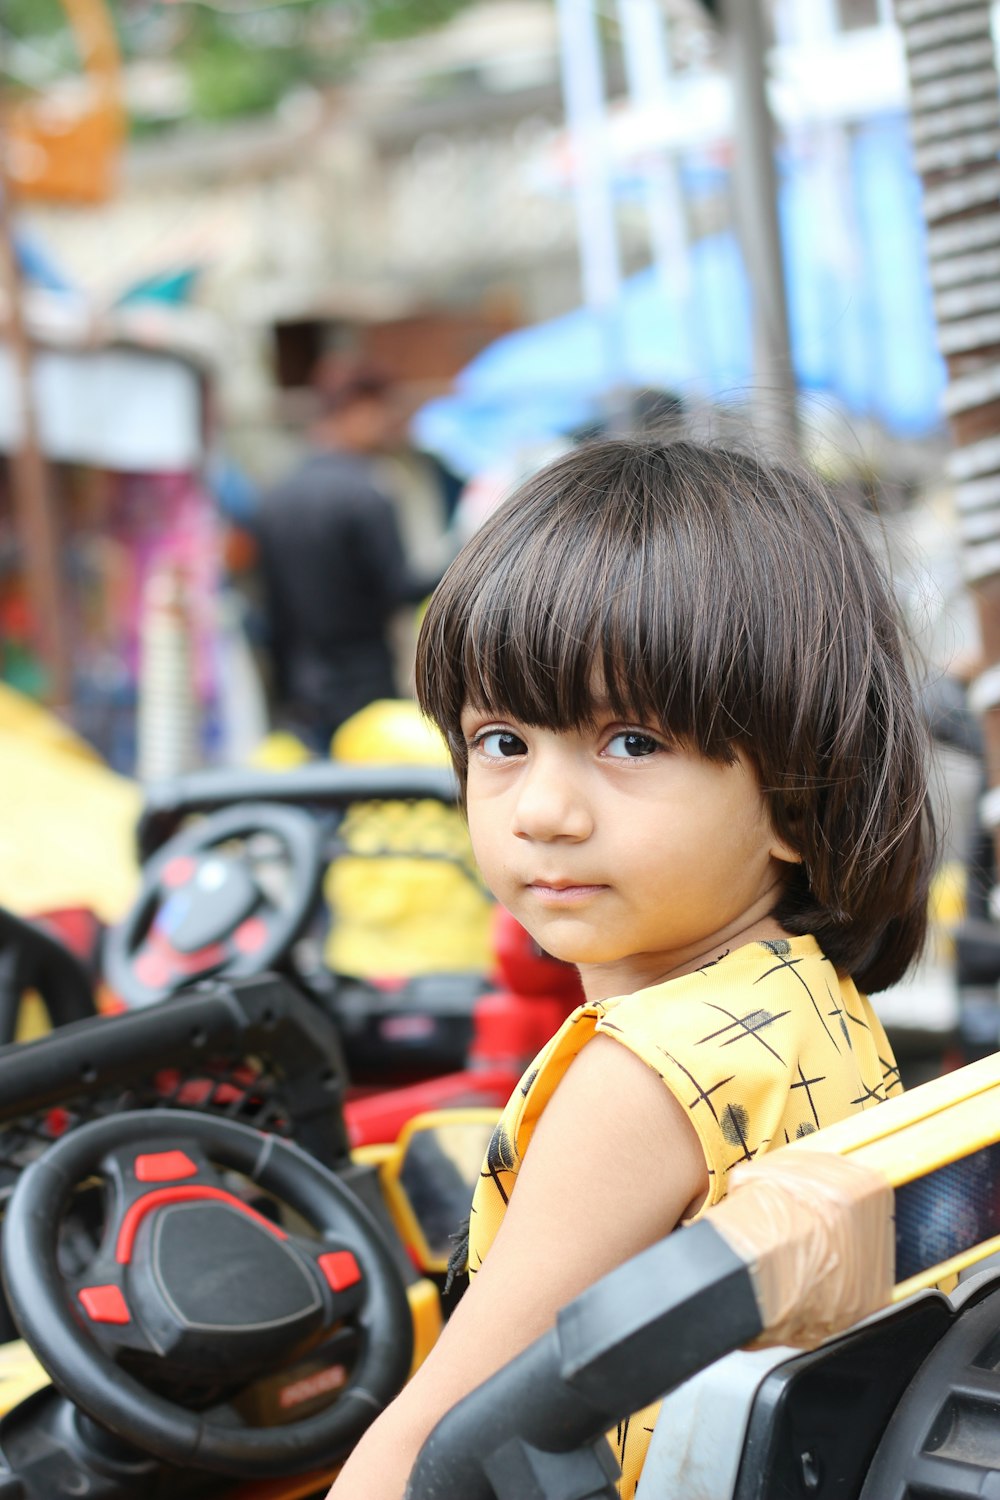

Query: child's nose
512 756 592 842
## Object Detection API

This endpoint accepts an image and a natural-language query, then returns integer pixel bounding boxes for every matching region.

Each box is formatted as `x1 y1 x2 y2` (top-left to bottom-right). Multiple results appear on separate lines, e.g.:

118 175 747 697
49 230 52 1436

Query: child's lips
527 880 607 903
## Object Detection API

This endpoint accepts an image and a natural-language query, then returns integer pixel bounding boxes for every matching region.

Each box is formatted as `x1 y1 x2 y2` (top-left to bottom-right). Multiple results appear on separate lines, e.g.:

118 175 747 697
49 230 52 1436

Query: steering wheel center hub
157 856 259 953
129 1199 325 1383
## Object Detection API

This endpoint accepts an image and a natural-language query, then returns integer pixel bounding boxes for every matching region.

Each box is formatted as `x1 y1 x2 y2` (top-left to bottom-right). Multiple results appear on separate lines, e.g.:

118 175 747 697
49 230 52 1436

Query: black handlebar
405 1219 762 1500
0 972 351 1169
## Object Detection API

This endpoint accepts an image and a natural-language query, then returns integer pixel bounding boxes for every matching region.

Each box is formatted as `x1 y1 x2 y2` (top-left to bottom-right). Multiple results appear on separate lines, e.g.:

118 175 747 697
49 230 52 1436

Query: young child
328 438 935 1500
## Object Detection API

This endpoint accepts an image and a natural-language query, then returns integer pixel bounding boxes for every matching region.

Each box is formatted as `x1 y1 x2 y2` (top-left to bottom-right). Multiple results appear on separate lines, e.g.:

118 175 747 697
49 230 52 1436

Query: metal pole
617 0 694 380
720 0 799 448
555 0 626 415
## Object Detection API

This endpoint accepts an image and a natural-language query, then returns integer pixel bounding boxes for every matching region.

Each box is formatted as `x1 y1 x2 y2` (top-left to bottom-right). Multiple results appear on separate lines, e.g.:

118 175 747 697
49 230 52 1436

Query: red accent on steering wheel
318 1250 362 1292
133 948 175 989
234 917 270 955
175 942 229 975
116 1185 289 1264
162 857 198 889
78 1284 131 1325
135 1150 199 1183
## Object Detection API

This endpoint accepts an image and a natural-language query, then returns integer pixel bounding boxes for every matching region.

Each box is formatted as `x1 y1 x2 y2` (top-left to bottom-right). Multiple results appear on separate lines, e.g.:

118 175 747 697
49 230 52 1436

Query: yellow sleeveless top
465 934 902 1497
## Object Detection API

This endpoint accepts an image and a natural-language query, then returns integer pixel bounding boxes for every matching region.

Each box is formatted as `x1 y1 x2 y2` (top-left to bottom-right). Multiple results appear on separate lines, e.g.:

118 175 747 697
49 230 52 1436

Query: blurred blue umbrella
414 115 946 478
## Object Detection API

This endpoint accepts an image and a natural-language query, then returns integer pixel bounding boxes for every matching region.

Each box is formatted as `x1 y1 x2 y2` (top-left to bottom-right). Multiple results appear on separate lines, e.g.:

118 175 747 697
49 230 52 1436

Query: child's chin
515 910 621 969
516 924 583 968
530 934 611 968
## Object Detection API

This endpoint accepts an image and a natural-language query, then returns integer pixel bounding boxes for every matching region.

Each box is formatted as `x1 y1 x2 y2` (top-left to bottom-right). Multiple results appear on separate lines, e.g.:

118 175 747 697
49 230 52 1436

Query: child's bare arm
326 1035 709 1499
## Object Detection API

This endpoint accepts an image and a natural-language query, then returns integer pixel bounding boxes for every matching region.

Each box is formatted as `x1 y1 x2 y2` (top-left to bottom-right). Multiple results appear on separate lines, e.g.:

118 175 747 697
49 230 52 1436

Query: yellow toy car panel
0 686 139 923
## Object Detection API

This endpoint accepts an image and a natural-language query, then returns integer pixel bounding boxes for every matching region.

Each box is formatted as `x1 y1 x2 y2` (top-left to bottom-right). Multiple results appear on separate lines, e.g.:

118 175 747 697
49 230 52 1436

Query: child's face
459 705 801 1002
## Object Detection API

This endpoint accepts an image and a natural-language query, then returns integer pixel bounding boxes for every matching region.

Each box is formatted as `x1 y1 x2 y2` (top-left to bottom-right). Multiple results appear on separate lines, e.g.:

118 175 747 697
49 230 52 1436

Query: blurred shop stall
0 253 229 774
0 0 239 777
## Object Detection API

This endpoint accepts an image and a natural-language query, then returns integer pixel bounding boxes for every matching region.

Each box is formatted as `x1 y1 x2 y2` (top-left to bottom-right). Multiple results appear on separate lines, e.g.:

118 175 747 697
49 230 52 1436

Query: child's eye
475 730 528 759
604 731 663 759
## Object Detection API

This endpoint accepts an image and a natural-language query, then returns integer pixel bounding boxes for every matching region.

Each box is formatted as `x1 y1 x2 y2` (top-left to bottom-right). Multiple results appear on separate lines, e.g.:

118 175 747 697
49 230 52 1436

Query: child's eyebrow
588 697 659 723
459 702 510 729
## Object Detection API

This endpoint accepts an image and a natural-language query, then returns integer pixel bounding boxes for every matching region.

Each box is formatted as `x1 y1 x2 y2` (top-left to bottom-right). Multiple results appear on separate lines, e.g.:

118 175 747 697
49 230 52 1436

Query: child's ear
767 800 803 867
768 807 803 867
770 834 803 866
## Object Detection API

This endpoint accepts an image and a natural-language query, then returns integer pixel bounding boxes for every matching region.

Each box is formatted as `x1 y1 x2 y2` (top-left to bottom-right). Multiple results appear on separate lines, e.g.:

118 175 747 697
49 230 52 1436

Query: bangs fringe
443 454 742 756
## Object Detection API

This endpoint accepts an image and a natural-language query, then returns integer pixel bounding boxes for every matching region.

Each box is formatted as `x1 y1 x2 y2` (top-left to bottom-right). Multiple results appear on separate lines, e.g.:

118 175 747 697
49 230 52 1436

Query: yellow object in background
16 992 55 1044
249 730 313 771
374 1110 499 1274
325 701 493 976
0 684 103 765
929 858 965 960
404 1277 445 1378
0 1341 50 1417
330 701 448 766
0 687 140 922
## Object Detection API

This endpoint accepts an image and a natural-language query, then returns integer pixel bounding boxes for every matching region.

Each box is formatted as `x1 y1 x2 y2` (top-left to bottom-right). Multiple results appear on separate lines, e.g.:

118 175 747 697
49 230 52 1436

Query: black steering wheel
104 804 324 1009
1 1110 413 1477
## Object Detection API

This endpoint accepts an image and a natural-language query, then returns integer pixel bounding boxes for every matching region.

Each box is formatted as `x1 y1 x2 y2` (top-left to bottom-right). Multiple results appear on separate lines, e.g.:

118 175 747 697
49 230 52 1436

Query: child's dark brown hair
416 438 936 993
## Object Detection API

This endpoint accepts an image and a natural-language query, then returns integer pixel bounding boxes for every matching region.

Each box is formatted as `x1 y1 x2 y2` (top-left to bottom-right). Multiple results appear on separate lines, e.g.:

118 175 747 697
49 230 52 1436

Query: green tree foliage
365 0 473 41
5 0 66 34
3 0 78 87
183 10 331 122
3 0 474 125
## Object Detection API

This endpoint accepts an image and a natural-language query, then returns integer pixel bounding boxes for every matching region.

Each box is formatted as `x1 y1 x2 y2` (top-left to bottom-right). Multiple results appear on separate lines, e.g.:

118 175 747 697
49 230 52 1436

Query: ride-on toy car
0 962 499 1499
2 958 1000 1499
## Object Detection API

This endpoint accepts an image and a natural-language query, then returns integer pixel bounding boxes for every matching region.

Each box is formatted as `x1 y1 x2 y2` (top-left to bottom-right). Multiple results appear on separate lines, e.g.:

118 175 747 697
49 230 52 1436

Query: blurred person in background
256 355 439 754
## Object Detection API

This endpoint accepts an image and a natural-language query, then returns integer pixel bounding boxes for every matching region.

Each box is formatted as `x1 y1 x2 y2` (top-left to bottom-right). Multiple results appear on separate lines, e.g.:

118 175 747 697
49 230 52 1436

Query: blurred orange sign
2 0 124 204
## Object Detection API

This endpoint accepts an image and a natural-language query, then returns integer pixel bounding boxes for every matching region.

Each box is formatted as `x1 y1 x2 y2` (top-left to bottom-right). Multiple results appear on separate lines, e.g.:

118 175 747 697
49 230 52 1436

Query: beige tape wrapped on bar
708 1150 894 1349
